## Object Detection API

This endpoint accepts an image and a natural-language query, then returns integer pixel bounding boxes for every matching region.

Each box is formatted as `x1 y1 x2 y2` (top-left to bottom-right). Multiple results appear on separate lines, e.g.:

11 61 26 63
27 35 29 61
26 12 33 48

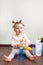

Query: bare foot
33 55 38 60
2 55 11 62
30 55 38 61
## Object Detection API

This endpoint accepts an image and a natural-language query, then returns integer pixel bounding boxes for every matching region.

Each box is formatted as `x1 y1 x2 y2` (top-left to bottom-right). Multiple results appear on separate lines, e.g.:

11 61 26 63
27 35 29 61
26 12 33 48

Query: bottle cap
38 36 41 40
32 44 35 47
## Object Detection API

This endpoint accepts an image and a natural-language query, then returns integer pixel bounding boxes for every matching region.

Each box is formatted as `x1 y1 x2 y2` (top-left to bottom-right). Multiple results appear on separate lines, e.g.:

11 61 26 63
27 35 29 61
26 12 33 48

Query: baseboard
0 44 11 47
0 44 34 47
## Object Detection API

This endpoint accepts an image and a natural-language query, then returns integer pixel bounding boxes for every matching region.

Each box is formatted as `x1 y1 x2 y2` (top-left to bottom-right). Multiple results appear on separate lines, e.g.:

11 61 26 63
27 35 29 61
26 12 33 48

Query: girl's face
14 23 23 35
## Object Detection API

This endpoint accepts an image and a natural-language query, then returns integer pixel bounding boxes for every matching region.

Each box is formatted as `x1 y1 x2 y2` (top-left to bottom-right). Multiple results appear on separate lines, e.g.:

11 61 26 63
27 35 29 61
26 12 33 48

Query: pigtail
19 20 22 23
19 20 24 26
12 21 15 23
12 20 15 28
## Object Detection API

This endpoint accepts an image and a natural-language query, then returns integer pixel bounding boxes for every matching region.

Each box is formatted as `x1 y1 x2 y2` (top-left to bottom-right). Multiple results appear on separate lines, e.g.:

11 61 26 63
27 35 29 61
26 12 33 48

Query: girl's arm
24 34 31 47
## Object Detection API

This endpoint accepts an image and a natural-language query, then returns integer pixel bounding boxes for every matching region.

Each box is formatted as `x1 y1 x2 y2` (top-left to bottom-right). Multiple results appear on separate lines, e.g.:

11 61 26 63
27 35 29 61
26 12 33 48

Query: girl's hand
14 44 18 48
25 44 29 48
13 44 23 48
17 44 22 47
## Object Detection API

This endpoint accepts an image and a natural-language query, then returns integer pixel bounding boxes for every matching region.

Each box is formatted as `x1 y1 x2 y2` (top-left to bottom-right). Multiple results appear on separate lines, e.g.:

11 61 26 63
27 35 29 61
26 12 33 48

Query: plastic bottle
36 36 42 56
19 47 24 61
32 44 36 55
42 43 43 56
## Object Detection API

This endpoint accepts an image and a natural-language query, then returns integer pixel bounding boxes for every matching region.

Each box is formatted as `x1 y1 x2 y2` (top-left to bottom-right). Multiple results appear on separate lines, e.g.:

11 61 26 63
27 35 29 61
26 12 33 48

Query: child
3 20 38 62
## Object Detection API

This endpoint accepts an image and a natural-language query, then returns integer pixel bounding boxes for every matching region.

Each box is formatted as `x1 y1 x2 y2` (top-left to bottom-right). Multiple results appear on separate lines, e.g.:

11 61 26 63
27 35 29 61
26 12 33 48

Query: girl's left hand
25 44 29 48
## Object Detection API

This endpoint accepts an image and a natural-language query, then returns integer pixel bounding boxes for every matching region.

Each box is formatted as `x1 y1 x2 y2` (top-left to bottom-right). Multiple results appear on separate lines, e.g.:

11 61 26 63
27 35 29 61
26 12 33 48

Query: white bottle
36 37 42 56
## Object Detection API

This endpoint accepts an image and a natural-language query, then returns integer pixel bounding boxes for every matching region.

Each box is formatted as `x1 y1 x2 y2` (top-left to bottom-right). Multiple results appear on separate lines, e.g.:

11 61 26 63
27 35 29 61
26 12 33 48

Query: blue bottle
19 47 24 61
32 44 36 55
42 43 43 56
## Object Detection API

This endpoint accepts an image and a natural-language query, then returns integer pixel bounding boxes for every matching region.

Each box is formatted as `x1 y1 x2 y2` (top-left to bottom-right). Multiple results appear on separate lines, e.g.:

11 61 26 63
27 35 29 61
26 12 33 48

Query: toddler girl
3 20 38 62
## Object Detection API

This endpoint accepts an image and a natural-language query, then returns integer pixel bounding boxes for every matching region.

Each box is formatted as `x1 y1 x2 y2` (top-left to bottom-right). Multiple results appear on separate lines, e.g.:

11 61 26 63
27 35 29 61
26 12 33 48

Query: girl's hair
12 20 24 28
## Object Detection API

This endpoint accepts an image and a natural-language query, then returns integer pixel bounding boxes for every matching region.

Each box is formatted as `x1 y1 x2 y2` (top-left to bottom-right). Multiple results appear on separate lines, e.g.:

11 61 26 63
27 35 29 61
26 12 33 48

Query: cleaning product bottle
36 36 42 56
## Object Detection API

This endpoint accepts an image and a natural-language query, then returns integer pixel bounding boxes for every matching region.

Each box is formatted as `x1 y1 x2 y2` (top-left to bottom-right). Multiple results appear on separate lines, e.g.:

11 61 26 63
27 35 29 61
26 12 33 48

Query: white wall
0 0 43 44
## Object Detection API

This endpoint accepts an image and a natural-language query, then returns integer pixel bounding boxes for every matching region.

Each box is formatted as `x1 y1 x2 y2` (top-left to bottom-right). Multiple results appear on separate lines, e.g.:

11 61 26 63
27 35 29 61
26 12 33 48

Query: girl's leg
3 48 20 62
24 50 38 61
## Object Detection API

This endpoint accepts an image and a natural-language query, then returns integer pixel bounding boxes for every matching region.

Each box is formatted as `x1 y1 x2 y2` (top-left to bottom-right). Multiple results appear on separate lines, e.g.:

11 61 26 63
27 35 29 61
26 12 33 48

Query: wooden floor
0 45 43 65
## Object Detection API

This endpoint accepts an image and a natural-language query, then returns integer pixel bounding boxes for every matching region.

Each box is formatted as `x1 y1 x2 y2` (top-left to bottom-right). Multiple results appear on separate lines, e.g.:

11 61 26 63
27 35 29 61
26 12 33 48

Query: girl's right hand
14 44 20 48
14 44 18 48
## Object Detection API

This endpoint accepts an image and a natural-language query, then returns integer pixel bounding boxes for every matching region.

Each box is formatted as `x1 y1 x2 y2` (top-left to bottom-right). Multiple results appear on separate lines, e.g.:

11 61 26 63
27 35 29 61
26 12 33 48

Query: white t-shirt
11 33 30 46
